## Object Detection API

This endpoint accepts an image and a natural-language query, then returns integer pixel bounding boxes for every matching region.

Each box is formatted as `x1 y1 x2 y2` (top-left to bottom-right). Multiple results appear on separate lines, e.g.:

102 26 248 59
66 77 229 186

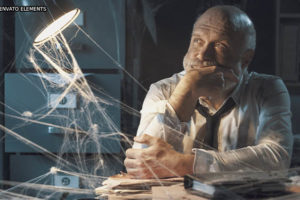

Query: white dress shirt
133 70 293 174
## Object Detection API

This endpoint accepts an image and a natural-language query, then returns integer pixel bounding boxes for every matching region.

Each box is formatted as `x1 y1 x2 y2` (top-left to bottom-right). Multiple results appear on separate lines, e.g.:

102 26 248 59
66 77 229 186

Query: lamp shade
15 0 80 45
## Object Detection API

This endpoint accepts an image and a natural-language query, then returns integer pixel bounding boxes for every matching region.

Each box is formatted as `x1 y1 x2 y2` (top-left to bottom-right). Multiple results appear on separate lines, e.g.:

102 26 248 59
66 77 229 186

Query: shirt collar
230 70 249 106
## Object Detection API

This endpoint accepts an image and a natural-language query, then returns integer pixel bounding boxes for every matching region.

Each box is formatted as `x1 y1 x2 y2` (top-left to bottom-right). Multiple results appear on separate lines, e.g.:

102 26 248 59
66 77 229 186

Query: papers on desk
95 173 183 199
95 171 300 199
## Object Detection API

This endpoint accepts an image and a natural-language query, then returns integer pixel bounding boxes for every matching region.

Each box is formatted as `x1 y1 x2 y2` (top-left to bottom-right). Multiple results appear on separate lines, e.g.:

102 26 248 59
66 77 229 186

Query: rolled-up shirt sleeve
192 78 293 174
133 83 190 151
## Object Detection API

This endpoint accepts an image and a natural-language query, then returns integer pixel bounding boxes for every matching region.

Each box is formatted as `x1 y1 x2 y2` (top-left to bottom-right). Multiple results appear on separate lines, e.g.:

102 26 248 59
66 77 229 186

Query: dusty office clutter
95 170 300 199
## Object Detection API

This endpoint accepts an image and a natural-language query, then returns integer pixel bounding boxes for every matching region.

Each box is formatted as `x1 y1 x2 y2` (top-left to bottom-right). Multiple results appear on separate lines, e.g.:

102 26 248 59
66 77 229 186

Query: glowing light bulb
34 8 80 45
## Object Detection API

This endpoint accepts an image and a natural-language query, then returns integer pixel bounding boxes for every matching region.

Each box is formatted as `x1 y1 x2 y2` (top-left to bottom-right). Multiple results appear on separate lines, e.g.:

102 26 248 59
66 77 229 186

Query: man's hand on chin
183 66 239 98
124 134 194 179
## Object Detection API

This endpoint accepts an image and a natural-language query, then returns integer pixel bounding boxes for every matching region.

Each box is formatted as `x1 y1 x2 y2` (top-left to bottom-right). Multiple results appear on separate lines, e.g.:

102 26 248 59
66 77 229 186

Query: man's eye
215 42 226 50
193 38 202 45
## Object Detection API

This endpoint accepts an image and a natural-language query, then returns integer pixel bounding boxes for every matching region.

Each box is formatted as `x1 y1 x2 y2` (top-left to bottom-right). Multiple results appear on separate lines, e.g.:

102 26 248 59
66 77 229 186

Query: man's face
183 17 248 91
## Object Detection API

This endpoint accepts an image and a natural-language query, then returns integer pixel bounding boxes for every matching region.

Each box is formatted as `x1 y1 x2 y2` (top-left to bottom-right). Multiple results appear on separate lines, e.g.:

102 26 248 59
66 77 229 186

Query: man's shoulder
246 72 287 95
151 71 184 89
247 72 284 88
143 71 184 104
248 72 281 82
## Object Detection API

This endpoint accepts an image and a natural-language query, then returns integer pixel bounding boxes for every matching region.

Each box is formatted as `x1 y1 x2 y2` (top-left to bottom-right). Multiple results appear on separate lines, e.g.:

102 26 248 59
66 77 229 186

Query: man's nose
196 44 214 61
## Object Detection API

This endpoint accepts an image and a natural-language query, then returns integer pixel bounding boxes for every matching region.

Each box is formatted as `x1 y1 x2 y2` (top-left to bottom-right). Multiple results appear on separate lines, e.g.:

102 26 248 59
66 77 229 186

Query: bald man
124 5 293 179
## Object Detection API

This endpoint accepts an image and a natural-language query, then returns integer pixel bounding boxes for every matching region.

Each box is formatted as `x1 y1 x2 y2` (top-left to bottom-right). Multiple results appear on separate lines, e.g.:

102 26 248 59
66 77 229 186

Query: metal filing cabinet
5 73 121 153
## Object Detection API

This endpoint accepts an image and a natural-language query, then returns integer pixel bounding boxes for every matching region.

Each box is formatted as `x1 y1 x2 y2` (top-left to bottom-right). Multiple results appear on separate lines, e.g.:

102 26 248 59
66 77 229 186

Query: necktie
193 98 236 150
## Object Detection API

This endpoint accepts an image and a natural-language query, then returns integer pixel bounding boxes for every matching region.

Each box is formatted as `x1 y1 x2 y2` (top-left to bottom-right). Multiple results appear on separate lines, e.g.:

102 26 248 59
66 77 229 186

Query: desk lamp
17 0 80 45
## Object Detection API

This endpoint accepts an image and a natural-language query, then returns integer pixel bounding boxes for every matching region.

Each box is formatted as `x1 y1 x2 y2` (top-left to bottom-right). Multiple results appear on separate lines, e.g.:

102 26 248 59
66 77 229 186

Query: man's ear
241 49 254 69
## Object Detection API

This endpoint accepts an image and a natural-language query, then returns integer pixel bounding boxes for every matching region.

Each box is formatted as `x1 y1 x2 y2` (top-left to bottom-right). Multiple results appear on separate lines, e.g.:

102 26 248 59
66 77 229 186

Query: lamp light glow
33 8 80 45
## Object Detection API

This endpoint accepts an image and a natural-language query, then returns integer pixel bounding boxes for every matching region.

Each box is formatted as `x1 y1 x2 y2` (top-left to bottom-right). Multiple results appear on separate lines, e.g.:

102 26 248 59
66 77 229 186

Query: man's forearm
176 154 194 176
193 143 290 174
168 79 198 122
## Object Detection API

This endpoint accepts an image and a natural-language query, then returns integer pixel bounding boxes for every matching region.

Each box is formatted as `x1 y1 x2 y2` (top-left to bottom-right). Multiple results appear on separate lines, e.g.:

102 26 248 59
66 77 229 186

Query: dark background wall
1 0 15 182
0 0 3 182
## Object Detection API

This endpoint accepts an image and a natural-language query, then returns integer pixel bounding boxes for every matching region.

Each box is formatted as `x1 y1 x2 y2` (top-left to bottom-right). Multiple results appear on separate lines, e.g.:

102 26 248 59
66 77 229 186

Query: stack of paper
95 173 183 199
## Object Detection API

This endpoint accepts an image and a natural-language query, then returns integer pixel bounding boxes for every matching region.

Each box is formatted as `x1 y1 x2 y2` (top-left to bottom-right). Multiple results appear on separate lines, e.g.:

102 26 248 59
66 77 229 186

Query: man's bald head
194 5 256 50
183 5 256 93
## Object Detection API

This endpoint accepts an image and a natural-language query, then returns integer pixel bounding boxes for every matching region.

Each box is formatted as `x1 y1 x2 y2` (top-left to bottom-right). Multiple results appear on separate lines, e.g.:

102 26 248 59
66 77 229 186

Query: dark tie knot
193 98 236 149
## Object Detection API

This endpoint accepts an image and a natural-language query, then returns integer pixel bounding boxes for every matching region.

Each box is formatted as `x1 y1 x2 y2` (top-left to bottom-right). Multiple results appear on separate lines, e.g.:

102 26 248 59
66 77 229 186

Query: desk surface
98 173 300 200
106 183 300 200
